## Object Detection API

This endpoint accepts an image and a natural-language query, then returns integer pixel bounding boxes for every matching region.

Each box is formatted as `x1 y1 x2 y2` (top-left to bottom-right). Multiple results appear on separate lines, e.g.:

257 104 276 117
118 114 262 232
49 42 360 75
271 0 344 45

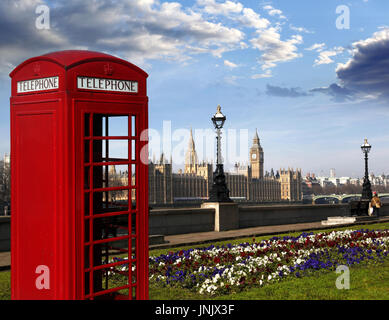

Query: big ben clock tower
249 129 264 179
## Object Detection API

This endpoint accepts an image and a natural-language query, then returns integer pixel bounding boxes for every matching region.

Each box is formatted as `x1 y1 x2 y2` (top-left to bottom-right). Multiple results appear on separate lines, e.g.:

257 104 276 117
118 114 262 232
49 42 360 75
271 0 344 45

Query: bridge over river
303 193 389 204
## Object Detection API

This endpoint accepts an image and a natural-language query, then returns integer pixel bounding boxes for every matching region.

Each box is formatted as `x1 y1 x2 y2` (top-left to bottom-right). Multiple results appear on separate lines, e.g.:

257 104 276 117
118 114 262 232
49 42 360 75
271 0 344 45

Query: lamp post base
361 177 372 201
207 164 233 203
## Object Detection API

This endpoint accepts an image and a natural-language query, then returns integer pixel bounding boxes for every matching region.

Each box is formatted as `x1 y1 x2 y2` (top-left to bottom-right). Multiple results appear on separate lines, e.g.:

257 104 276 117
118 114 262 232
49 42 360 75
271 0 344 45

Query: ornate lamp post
360 138 372 200
208 105 232 202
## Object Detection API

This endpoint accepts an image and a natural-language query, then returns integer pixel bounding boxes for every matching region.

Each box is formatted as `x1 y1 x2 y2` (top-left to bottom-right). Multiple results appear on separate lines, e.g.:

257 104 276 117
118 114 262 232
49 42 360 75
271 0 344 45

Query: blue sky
1 0 389 177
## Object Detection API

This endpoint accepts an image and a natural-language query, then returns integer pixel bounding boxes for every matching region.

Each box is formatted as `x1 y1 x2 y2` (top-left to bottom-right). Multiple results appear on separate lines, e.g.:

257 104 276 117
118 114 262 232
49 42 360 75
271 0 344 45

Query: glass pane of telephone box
84 114 90 137
85 215 130 244
92 238 130 268
96 268 129 297
93 140 129 163
93 190 129 214
92 215 129 241
131 116 136 137
131 261 137 285
131 164 136 186
93 114 128 137
84 140 90 163
108 116 129 137
93 165 129 189
131 140 136 160
130 212 136 236
131 189 136 210
86 266 129 298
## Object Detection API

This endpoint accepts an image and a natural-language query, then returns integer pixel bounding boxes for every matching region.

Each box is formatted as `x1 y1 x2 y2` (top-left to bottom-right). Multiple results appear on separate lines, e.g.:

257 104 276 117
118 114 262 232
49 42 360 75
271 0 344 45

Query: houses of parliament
148 129 302 205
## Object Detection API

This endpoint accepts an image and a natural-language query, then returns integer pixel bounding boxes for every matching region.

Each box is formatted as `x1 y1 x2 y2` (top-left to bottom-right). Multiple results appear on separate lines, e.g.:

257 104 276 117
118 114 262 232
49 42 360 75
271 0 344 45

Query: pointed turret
159 152 165 164
188 127 195 150
253 128 260 146
185 128 198 174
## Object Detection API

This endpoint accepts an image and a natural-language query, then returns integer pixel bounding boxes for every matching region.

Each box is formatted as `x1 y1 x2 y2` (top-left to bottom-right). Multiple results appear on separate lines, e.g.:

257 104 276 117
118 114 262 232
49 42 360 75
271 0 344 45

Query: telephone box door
75 101 148 300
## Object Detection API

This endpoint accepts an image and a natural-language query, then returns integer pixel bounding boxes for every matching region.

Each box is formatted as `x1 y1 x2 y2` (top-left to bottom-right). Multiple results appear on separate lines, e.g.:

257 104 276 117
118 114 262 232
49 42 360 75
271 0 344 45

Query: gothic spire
188 127 195 150
253 128 260 146
185 127 198 173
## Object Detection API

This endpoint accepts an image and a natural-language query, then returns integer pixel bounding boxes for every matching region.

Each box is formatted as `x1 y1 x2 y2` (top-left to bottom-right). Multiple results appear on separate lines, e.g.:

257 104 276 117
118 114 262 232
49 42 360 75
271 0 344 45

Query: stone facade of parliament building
148 130 302 205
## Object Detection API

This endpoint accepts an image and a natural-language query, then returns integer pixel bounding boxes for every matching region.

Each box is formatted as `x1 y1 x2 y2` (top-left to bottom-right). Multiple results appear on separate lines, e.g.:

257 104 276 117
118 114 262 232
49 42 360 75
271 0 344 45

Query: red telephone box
10 50 149 300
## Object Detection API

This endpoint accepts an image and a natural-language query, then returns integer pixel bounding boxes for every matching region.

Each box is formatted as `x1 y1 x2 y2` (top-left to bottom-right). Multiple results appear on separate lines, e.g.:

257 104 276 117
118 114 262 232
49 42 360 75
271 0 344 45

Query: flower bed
148 229 389 295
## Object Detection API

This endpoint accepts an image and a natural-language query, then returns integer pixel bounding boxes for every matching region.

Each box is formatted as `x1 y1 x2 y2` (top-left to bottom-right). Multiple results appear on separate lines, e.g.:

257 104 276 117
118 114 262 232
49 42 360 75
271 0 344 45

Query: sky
0 0 389 178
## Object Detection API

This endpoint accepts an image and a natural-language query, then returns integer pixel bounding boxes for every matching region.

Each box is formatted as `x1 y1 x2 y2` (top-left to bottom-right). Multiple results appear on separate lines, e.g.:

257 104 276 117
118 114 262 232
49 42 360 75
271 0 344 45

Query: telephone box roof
9 50 148 78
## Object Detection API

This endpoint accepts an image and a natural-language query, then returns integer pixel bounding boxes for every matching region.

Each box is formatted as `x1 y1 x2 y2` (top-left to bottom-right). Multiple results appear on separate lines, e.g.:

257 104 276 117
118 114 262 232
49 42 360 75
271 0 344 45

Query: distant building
307 171 389 194
279 168 302 201
350 178 361 186
147 129 302 205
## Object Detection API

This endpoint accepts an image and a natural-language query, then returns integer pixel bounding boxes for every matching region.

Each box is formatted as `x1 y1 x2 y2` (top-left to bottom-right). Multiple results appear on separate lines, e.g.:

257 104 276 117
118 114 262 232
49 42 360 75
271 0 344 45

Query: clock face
252 153 257 160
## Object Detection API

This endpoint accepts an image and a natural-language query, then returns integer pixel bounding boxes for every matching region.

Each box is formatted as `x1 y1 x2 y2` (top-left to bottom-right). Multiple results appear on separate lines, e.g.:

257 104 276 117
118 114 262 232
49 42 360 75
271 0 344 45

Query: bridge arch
312 195 341 204
312 193 389 204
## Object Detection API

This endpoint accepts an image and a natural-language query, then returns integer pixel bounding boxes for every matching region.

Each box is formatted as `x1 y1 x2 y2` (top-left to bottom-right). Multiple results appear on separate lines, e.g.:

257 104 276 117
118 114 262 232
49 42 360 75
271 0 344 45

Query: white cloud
197 1 270 30
314 51 338 65
306 43 326 52
290 24 314 34
0 0 248 71
197 0 243 15
238 7 270 29
0 0 303 78
240 41 249 49
224 59 238 68
224 75 239 85
263 4 286 19
251 28 303 70
251 69 272 79
314 47 344 66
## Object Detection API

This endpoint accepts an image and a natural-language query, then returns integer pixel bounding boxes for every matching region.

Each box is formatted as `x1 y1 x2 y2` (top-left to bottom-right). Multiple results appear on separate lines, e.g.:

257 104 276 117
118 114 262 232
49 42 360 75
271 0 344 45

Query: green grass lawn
0 270 10 300
1 221 389 300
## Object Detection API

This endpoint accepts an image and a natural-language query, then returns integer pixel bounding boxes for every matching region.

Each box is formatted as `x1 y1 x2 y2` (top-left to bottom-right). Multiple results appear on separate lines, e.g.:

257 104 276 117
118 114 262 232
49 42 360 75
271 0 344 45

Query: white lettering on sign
17 76 59 93
77 76 138 93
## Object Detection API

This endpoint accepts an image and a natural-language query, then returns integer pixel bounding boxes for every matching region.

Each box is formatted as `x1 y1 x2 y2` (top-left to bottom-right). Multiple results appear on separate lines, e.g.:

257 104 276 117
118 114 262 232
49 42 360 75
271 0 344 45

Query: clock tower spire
249 129 264 179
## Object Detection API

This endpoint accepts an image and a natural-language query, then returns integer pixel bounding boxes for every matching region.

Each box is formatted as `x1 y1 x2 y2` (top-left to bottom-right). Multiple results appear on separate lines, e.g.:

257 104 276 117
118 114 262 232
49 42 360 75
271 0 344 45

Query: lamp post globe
361 138 371 154
207 105 232 203
212 105 226 130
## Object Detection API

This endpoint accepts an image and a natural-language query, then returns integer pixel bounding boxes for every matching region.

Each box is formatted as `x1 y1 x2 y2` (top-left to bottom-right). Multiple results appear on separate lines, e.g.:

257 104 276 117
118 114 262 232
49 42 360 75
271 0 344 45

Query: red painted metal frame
10 50 149 300
77 104 143 300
